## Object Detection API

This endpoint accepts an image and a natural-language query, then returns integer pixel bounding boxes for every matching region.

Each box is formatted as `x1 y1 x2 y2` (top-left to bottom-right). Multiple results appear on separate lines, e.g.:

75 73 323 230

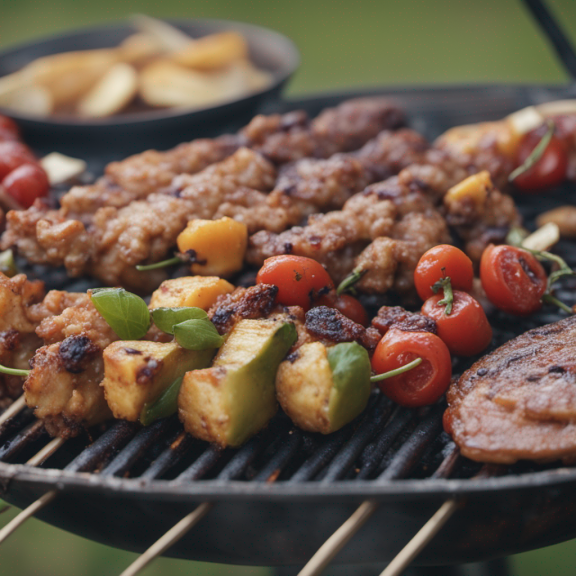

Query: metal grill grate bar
139 432 195 480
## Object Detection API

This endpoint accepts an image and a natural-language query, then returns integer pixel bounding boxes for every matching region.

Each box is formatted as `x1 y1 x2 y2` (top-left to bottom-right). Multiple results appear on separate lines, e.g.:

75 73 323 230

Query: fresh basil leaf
140 375 183 426
90 288 151 340
151 307 208 335
327 342 371 392
174 318 224 350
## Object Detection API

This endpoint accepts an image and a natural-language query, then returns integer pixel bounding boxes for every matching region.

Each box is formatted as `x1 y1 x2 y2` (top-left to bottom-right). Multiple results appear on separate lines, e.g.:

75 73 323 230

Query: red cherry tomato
0 141 37 180
256 255 334 310
414 245 474 301
318 292 369 326
2 163 49 208
0 116 20 141
513 128 568 192
371 327 452 408
480 244 547 316
421 290 492 356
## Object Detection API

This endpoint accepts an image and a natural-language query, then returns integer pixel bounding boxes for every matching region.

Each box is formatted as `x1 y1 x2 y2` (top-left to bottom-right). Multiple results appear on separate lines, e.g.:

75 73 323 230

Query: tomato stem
505 227 529 247
336 267 367 296
0 364 30 377
509 120 555 183
370 357 422 383
136 256 182 271
432 276 454 315
542 294 574 314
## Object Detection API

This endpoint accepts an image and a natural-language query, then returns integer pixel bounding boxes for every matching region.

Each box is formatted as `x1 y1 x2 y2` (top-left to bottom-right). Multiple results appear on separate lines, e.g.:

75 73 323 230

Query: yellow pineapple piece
176 217 248 277
444 171 492 212
149 276 234 310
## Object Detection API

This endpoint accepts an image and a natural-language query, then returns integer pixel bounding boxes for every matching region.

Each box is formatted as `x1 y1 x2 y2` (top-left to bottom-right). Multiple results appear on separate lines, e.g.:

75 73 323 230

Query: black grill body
2 85 576 567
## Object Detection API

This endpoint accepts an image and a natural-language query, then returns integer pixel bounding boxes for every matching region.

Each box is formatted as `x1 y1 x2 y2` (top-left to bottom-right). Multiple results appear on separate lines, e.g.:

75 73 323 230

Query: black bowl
0 19 299 162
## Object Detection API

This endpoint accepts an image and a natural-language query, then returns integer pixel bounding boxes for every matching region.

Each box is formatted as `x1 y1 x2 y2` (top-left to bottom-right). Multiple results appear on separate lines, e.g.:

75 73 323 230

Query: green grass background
1 0 576 574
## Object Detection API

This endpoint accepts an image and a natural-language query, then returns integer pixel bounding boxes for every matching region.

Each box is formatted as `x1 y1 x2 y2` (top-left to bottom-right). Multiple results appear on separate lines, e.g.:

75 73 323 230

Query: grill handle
522 0 576 80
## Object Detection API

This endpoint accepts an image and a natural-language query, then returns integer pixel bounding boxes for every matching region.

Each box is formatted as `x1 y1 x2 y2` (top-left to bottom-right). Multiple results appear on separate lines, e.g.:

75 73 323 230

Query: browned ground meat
248 174 451 296
216 129 429 233
25 293 117 438
248 141 520 297
3 148 277 290
58 98 404 219
243 98 406 163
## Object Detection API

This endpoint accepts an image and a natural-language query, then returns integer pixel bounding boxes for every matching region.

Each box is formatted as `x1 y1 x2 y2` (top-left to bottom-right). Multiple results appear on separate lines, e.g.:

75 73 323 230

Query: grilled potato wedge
102 340 214 422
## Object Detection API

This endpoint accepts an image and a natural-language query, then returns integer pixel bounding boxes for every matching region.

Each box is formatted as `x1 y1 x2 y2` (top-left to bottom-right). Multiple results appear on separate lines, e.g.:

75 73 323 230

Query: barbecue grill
2 1 576 574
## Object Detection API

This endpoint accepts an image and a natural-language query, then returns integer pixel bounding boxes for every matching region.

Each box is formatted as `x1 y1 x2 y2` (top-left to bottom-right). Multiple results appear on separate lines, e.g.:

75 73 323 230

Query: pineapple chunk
102 340 214 421
444 171 492 212
149 276 234 310
176 217 248 277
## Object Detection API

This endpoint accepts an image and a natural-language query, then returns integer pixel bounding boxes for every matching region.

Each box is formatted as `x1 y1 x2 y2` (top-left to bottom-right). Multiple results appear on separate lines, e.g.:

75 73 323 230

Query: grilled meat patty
445 315 576 464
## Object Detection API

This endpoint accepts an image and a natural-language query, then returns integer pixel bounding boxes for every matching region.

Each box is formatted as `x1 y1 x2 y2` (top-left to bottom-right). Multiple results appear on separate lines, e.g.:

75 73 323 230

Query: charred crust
305 306 365 344
210 284 279 334
136 358 161 384
0 329 19 352
124 348 143 355
549 365 566 374
372 306 437 336
179 250 207 266
283 242 294 254
286 351 300 364
59 335 99 374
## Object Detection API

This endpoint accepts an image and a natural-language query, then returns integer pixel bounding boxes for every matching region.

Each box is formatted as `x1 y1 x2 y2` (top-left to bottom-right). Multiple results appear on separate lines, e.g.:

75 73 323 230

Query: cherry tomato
414 245 474 301
421 290 492 356
0 141 37 180
0 116 20 141
256 255 334 310
513 128 568 192
371 327 452 408
318 292 369 326
2 163 49 208
480 244 547 316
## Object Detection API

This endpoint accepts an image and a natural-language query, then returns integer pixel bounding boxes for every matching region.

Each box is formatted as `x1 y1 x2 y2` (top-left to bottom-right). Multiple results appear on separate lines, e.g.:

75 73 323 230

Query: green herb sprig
371 358 422 383
509 120 555 183
431 270 454 315
336 267 367 296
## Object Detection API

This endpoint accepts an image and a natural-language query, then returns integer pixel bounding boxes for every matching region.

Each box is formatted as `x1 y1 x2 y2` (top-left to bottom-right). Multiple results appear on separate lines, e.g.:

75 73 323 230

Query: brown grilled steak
445 315 576 464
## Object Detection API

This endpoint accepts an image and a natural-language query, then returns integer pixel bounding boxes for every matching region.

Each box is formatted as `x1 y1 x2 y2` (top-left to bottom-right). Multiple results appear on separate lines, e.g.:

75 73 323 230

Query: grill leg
273 558 510 576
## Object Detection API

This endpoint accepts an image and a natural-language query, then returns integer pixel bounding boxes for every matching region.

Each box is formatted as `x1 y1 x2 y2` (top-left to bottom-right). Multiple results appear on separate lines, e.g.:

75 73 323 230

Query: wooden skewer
0 435 66 545
0 491 57 545
119 502 213 576
0 396 25 428
378 499 458 576
297 500 378 576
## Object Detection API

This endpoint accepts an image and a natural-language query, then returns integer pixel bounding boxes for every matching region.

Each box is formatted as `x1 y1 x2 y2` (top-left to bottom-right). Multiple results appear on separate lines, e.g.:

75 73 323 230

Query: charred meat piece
371 305 437 335
0 273 46 407
209 284 279 334
445 315 576 464
25 293 117 437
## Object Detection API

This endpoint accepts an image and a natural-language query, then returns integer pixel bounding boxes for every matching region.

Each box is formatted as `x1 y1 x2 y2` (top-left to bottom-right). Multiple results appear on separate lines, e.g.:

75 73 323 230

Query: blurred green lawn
1 0 576 574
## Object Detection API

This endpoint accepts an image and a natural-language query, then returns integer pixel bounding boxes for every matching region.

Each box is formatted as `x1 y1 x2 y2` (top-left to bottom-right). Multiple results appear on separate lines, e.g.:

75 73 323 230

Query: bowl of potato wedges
0 16 299 158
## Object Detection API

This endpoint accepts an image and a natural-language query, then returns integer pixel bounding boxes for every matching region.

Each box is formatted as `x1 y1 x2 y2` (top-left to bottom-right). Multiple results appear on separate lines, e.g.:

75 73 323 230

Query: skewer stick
0 396 25 427
0 435 67 545
378 499 458 576
119 502 213 576
0 491 56 545
297 500 378 576
27 437 66 467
